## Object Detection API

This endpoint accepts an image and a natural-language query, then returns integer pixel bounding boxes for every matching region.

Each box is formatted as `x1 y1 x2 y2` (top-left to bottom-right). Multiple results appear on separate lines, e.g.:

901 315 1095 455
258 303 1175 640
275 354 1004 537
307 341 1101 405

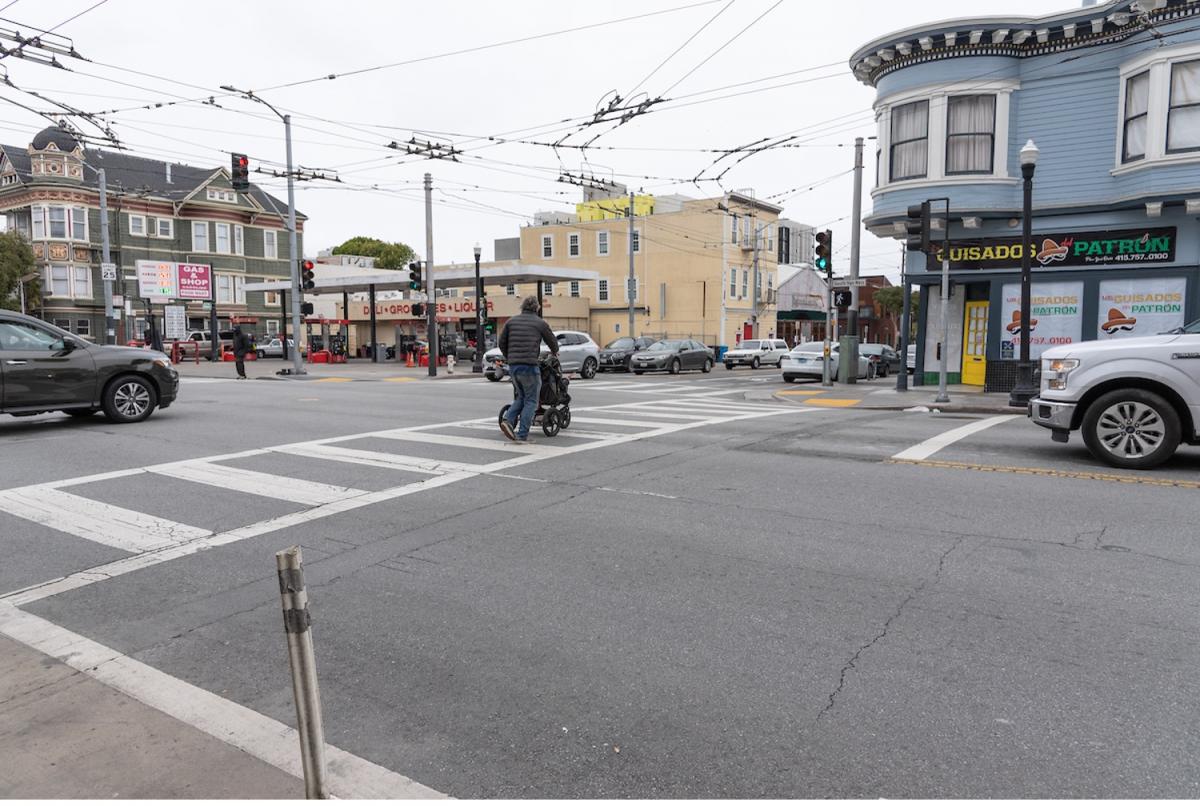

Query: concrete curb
768 390 1023 416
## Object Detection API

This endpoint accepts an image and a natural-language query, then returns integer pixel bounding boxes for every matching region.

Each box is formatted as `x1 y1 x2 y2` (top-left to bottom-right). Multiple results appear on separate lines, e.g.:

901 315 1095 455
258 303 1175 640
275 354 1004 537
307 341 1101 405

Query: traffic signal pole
425 173 437 377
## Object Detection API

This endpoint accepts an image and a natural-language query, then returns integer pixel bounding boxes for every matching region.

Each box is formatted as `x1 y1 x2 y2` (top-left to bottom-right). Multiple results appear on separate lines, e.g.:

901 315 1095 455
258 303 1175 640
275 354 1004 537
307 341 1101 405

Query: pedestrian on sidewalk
498 296 558 442
232 325 252 380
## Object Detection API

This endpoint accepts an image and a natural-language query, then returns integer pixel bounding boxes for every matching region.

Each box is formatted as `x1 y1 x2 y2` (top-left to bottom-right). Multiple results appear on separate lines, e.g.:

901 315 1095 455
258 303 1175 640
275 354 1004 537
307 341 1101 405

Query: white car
779 342 871 382
723 338 790 370
1030 319 1200 469
484 330 599 381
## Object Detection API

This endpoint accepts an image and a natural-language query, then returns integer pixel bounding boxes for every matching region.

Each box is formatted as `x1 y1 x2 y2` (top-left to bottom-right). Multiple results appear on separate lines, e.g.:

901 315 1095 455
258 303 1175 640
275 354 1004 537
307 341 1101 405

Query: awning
244 260 600 295
777 309 827 321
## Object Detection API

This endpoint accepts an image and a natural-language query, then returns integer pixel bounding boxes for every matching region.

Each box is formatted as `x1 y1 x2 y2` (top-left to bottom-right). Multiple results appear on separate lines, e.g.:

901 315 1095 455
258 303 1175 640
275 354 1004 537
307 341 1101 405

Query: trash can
374 344 388 362
713 345 727 362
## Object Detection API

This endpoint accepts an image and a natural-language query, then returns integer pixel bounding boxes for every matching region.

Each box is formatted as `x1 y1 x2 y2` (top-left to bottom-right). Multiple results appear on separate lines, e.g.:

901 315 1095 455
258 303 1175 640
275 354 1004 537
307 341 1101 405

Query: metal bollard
276 546 330 799
447 353 455 374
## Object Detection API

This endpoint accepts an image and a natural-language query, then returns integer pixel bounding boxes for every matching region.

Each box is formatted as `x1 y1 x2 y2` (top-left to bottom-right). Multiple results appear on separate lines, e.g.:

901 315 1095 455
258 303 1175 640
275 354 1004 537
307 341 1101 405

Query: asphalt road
1 368 1197 797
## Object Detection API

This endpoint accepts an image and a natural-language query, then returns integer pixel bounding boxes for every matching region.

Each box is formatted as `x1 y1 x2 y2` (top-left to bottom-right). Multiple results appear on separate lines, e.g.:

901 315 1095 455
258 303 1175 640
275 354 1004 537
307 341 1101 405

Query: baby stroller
497 353 572 437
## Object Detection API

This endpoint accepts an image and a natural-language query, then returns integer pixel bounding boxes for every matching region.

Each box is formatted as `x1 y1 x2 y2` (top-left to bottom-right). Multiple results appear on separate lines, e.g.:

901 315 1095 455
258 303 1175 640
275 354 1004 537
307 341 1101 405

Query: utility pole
627 190 635 337
284 114 305 376
425 172 437 377
750 213 760 339
97 169 116 345
935 199 951 404
843 136 864 384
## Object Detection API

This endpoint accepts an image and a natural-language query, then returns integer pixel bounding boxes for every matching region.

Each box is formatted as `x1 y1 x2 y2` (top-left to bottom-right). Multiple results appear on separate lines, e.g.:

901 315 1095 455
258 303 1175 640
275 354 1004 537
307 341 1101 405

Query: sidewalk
174 356 476 382
0 634 301 798
764 378 1022 414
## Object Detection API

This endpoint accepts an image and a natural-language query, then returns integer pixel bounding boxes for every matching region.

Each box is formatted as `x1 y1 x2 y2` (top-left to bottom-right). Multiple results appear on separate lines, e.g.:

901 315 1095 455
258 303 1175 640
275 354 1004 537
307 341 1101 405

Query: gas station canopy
244 261 600 295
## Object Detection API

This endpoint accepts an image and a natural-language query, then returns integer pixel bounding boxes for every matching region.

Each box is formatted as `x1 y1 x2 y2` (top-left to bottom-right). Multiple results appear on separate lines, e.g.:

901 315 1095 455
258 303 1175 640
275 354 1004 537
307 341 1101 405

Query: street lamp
220 84 305 377
1009 139 1040 407
472 242 484 374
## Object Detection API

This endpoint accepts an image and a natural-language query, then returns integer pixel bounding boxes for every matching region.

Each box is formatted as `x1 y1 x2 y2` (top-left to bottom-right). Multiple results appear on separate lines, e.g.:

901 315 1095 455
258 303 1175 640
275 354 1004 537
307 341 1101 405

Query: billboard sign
136 261 177 300
177 264 212 300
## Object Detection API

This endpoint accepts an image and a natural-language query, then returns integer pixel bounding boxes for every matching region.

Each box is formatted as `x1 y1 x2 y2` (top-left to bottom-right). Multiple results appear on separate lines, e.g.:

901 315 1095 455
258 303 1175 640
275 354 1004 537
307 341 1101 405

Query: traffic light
411 302 424 317
231 153 250 192
300 302 314 316
408 261 423 292
300 259 315 291
905 201 931 253
814 229 832 273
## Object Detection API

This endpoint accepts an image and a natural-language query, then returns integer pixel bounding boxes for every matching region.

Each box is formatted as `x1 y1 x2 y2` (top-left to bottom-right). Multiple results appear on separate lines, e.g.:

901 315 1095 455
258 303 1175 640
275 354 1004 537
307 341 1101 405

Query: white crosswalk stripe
154 462 367 505
270 443 482 474
0 487 211 553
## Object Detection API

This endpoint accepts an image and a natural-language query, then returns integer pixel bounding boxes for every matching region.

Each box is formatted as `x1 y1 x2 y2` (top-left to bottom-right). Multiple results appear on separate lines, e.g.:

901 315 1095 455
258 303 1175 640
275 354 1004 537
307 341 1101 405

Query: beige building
494 191 782 349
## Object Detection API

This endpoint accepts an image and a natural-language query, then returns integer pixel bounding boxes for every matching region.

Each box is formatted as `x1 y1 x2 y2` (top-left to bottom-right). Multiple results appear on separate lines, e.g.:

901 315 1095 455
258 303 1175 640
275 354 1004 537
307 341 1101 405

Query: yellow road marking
313 377 354 383
383 377 418 383
803 398 861 408
886 458 1200 489
776 389 827 396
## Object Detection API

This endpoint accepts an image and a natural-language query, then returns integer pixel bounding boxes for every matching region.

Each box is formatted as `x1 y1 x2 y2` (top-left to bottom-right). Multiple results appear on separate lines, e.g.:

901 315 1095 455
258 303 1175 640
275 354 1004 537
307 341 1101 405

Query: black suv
0 310 179 423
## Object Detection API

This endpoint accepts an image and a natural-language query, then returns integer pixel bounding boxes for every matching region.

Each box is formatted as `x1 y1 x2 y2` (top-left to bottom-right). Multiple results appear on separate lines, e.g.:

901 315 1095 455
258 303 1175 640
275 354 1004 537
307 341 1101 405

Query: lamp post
473 242 484 374
220 84 305 376
1009 139 1040 407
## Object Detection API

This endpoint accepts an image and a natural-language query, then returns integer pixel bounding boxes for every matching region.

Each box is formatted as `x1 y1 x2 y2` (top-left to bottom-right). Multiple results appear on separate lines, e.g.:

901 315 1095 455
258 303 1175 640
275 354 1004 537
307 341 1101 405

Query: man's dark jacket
499 312 558 365
233 330 253 358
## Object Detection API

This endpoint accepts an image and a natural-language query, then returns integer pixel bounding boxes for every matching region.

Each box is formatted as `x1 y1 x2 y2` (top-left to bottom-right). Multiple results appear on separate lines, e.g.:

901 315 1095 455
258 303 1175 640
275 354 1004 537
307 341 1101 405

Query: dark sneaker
499 420 516 441
516 435 533 444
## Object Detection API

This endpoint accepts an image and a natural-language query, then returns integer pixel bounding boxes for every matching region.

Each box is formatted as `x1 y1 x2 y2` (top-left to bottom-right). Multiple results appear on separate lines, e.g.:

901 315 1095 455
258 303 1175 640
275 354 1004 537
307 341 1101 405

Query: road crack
816 533 967 722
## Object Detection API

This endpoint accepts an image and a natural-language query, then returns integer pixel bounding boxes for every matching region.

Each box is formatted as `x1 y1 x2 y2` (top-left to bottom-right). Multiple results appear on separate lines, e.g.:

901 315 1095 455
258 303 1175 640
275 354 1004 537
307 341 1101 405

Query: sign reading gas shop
933 227 1176 270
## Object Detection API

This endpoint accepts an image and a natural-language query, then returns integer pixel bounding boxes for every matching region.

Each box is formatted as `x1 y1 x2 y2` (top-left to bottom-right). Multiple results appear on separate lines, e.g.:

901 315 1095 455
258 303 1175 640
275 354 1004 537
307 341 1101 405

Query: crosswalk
0 396 808 606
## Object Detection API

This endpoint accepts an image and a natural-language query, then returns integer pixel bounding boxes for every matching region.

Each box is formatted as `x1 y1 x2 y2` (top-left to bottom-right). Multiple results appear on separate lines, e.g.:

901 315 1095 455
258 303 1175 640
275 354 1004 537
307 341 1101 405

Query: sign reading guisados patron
934 227 1176 270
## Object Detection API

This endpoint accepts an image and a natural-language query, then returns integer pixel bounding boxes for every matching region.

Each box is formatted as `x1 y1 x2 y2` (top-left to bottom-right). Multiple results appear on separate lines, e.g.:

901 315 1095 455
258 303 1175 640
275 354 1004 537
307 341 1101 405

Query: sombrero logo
1101 307 1137 335
1006 310 1037 334
1035 237 1072 266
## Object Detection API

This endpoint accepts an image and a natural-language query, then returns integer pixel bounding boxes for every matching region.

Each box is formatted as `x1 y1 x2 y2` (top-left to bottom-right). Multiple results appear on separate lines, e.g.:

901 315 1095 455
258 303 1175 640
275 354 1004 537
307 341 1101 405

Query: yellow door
962 301 988 386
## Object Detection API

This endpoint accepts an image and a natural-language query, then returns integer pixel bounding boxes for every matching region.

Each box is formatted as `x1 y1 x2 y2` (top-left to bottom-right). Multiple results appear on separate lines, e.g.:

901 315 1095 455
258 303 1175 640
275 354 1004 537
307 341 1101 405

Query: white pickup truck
1029 320 1200 469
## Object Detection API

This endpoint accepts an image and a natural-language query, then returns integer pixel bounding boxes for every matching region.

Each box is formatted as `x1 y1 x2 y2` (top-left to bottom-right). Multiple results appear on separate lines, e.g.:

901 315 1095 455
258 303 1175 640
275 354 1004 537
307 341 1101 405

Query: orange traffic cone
405 350 415 368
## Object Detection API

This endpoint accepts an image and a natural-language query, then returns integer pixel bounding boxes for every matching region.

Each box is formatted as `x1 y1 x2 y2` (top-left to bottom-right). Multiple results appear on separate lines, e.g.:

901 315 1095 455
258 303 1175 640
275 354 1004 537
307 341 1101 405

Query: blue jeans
507 364 542 438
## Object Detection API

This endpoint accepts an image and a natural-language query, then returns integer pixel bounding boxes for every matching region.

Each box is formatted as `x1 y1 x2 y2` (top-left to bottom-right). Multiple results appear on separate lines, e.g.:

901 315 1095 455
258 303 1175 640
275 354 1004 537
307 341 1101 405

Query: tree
874 286 917 345
0 230 39 313
330 236 416 270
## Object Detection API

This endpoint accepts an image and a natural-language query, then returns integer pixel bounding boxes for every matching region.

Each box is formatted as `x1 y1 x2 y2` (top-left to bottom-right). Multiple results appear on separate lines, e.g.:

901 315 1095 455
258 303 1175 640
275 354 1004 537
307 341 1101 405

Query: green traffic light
815 257 828 270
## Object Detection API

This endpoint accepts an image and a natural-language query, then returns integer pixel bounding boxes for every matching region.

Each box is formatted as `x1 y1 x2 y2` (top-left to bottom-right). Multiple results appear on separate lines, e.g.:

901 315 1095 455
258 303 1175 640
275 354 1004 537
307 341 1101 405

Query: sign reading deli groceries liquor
934 227 1176 270
357 298 494 319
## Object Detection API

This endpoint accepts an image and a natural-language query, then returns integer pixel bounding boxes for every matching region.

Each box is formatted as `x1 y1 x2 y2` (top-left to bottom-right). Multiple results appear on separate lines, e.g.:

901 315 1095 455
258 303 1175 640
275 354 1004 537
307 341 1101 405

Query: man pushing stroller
498 296 559 442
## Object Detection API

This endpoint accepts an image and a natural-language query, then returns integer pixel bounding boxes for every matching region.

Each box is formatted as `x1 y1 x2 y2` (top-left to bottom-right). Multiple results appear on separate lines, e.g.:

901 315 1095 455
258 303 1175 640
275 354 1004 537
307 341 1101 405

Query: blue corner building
852 0 1200 389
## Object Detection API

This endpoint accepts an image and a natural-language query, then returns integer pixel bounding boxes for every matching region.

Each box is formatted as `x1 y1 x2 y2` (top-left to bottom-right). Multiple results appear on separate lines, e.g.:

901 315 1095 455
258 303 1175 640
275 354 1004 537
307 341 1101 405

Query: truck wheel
1082 389 1181 470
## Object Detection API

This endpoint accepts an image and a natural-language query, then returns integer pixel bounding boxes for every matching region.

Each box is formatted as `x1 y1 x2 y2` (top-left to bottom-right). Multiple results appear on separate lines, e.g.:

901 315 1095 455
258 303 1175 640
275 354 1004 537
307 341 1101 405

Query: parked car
484 330 599 381
455 335 496 363
723 338 790 370
630 339 714 375
1029 320 1200 469
256 338 305 359
598 336 655 372
0 310 178 423
185 329 236 359
779 342 871 382
860 343 902 377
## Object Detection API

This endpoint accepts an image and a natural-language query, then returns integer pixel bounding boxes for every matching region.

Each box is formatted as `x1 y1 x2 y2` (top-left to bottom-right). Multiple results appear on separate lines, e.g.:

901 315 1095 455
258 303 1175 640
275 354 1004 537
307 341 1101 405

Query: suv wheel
102 375 158 424
750 356 760 369
580 357 597 379
1082 389 1181 470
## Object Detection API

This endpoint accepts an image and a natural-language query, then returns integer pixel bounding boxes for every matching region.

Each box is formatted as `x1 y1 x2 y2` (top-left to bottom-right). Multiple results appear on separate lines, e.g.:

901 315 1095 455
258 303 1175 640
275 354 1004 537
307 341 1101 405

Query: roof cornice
849 0 1200 87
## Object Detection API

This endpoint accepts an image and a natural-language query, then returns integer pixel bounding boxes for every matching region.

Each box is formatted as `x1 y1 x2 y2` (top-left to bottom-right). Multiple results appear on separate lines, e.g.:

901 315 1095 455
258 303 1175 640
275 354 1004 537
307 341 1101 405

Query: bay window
234 224 244 255
48 207 67 239
46 266 70 296
946 95 996 174
215 222 231 254
1167 60 1200 153
264 229 277 259
73 266 90 298
1123 71 1150 162
71 207 87 241
192 221 209 252
890 100 929 181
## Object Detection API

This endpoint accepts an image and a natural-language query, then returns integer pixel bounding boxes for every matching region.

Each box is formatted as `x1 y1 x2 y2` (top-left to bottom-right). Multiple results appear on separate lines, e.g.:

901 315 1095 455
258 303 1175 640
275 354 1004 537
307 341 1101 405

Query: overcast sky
3 0 1072 278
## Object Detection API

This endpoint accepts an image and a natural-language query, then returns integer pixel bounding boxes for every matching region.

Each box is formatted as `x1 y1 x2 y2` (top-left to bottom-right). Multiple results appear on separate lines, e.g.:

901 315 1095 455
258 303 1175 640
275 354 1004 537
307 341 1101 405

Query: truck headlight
1042 358 1079 390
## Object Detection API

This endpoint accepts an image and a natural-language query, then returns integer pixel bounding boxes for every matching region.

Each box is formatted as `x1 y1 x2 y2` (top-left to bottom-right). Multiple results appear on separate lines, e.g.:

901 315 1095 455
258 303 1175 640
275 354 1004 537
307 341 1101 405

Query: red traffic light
300 260 314 271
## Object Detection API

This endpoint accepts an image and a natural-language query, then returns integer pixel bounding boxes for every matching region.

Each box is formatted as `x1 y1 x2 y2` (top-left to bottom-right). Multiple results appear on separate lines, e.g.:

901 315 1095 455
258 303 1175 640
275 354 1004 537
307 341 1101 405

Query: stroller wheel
542 409 561 437
498 404 511 428
559 407 571 429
